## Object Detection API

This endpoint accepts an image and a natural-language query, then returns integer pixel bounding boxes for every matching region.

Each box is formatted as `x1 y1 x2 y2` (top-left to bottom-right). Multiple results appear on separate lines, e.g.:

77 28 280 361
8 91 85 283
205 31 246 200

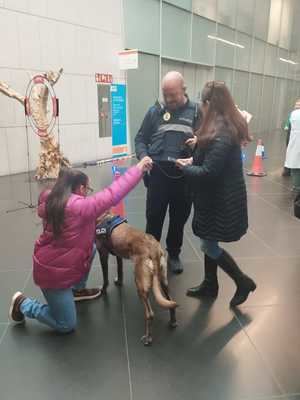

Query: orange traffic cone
247 139 267 177
111 169 126 217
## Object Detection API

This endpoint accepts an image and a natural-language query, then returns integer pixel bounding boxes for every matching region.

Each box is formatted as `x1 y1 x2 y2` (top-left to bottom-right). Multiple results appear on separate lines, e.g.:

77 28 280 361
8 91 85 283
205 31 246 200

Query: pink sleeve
78 166 143 219
37 189 51 219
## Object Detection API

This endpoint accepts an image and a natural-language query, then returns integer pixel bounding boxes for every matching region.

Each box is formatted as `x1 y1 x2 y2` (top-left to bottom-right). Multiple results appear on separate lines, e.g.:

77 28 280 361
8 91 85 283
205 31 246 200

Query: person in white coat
285 104 300 193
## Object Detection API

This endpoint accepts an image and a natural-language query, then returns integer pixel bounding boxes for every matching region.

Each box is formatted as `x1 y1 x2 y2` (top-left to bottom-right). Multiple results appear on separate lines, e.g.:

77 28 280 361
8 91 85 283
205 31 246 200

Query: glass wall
124 0 300 145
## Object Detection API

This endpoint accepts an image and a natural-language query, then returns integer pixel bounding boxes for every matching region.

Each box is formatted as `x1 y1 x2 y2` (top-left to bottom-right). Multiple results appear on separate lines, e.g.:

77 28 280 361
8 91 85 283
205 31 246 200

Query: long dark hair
46 168 88 238
196 81 252 147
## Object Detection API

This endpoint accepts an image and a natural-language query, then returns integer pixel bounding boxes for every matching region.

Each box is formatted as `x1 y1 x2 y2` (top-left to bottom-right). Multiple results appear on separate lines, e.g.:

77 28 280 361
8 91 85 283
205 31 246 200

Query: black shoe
217 250 256 307
230 277 257 307
186 280 219 298
167 256 183 274
282 167 291 177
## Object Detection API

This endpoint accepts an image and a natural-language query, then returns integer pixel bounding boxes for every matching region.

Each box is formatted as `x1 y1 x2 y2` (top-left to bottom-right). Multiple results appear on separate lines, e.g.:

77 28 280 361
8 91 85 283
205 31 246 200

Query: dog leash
152 161 184 180
73 153 136 168
74 153 184 180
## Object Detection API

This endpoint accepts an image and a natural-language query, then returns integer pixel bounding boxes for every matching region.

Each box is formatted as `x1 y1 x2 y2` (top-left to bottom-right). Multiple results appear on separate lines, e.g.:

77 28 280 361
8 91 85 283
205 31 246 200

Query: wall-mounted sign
111 84 128 156
118 49 138 70
95 73 113 84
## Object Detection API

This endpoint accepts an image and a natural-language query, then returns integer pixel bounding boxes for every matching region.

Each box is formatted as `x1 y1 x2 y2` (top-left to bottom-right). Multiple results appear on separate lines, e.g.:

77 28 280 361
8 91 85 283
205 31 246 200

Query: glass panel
279 0 293 49
273 78 288 129
192 0 217 20
288 51 298 80
248 73 263 133
215 67 233 91
215 25 235 69
290 1 300 52
250 39 265 74
161 58 184 77
232 71 249 110
165 0 192 11
277 48 289 78
264 43 278 76
236 0 255 35
217 0 237 28
124 0 160 55
162 3 191 60
127 54 159 146
254 0 270 41
195 65 214 100
235 32 251 71
260 76 275 134
183 63 197 100
191 15 216 65
268 0 282 45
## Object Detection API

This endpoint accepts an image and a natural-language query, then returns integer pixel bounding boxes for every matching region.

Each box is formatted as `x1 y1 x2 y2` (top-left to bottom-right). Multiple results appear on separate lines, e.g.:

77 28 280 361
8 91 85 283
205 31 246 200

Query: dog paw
114 277 123 287
141 335 153 346
168 320 178 329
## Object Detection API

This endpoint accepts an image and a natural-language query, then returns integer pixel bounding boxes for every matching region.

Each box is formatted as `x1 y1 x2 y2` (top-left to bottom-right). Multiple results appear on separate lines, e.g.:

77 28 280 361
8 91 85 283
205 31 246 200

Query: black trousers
145 163 192 257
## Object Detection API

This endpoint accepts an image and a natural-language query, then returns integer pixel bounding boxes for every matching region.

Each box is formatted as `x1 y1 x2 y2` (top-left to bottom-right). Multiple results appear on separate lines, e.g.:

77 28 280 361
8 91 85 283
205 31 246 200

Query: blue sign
110 84 127 155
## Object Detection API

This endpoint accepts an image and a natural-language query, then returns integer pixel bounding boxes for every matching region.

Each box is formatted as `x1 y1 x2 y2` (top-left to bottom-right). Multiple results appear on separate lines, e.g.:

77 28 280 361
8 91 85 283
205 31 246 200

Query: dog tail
152 275 177 309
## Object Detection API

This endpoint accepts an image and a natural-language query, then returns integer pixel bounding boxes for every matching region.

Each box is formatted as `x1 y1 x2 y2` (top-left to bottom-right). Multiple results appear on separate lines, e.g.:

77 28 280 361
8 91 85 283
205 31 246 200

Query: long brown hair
46 168 88 238
196 81 252 147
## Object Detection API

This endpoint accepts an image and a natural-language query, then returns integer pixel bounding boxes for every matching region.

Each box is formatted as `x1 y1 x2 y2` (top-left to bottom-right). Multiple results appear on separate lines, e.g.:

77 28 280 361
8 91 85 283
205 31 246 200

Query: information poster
110 84 128 156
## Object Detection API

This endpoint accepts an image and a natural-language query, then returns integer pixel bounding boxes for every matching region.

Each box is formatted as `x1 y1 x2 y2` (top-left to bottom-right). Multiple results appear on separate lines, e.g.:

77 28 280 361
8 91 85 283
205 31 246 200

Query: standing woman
176 81 256 307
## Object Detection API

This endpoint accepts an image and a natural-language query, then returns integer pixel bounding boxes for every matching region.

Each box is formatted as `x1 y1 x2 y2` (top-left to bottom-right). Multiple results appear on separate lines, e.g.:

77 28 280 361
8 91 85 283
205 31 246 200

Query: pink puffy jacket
33 166 142 289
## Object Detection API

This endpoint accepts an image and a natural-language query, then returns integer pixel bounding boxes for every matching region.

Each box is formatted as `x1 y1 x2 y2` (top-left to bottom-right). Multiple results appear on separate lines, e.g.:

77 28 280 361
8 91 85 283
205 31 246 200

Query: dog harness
96 215 127 239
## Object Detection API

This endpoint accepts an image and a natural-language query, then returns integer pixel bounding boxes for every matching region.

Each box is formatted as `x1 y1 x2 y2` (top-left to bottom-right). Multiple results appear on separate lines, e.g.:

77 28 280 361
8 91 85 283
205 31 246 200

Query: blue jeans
199 238 223 260
20 245 97 333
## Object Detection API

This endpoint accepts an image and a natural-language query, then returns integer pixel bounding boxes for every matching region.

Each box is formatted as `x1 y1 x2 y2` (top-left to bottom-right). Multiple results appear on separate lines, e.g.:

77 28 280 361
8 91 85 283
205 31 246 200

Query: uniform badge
163 112 171 121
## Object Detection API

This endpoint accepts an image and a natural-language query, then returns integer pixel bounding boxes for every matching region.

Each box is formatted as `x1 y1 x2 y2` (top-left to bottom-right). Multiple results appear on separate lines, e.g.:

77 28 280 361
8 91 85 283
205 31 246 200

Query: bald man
135 71 201 274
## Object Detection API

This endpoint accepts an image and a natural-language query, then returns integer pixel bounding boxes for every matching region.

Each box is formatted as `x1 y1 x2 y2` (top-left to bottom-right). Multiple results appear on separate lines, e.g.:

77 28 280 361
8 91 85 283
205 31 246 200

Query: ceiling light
279 57 298 65
208 35 245 49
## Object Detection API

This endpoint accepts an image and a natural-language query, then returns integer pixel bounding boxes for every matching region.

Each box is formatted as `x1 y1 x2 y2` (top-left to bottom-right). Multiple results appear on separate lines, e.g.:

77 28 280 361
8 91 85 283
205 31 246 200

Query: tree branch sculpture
0 68 70 180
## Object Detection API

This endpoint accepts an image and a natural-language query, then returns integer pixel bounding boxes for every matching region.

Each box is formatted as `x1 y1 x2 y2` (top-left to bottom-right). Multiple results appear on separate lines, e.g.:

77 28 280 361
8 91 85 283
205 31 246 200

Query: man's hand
185 136 197 149
137 156 153 172
175 157 193 169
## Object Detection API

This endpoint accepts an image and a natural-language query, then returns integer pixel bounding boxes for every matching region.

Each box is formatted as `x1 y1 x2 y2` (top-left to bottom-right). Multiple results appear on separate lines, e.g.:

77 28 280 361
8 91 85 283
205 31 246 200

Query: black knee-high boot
186 254 219 298
217 249 256 307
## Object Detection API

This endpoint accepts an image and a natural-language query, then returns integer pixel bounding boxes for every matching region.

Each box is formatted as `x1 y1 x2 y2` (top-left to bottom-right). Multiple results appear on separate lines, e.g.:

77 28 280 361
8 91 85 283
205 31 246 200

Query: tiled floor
1 130 300 400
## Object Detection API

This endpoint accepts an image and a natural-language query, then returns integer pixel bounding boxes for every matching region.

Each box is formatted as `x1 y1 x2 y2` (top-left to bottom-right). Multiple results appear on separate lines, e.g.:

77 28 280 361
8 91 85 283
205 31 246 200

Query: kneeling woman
176 81 256 307
9 158 152 333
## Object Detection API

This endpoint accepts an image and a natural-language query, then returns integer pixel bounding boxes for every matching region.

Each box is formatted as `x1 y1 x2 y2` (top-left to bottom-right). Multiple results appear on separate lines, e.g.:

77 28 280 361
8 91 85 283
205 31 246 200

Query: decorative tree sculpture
0 68 70 180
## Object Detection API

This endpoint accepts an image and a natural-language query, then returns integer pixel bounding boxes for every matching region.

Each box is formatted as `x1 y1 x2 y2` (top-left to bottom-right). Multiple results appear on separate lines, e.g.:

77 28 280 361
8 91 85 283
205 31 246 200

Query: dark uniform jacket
135 98 199 162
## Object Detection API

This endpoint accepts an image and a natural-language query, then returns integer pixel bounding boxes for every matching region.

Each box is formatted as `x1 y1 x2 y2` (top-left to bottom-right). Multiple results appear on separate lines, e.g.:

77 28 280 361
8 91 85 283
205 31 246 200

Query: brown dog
95 212 178 346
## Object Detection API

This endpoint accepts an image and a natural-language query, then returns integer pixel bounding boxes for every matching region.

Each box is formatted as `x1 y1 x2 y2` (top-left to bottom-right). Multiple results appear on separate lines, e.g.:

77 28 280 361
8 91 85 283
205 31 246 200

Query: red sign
95 73 113 84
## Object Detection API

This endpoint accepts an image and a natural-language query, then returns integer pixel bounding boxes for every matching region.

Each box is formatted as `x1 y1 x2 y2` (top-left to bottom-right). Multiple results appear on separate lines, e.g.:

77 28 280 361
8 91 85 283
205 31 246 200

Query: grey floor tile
0 270 30 323
257 193 294 214
0 272 131 400
0 324 8 343
238 305 300 394
246 177 288 195
252 226 300 257
120 274 281 400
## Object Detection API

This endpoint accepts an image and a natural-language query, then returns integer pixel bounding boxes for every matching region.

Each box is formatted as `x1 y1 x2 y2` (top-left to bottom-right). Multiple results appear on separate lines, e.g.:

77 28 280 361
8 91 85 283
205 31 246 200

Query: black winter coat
182 123 248 242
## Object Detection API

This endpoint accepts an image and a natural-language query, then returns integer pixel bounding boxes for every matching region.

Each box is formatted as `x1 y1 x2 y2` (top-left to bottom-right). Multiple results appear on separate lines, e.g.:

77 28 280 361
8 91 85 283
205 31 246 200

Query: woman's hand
137 156 153 172
175 157 193 169
185 136 197 149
